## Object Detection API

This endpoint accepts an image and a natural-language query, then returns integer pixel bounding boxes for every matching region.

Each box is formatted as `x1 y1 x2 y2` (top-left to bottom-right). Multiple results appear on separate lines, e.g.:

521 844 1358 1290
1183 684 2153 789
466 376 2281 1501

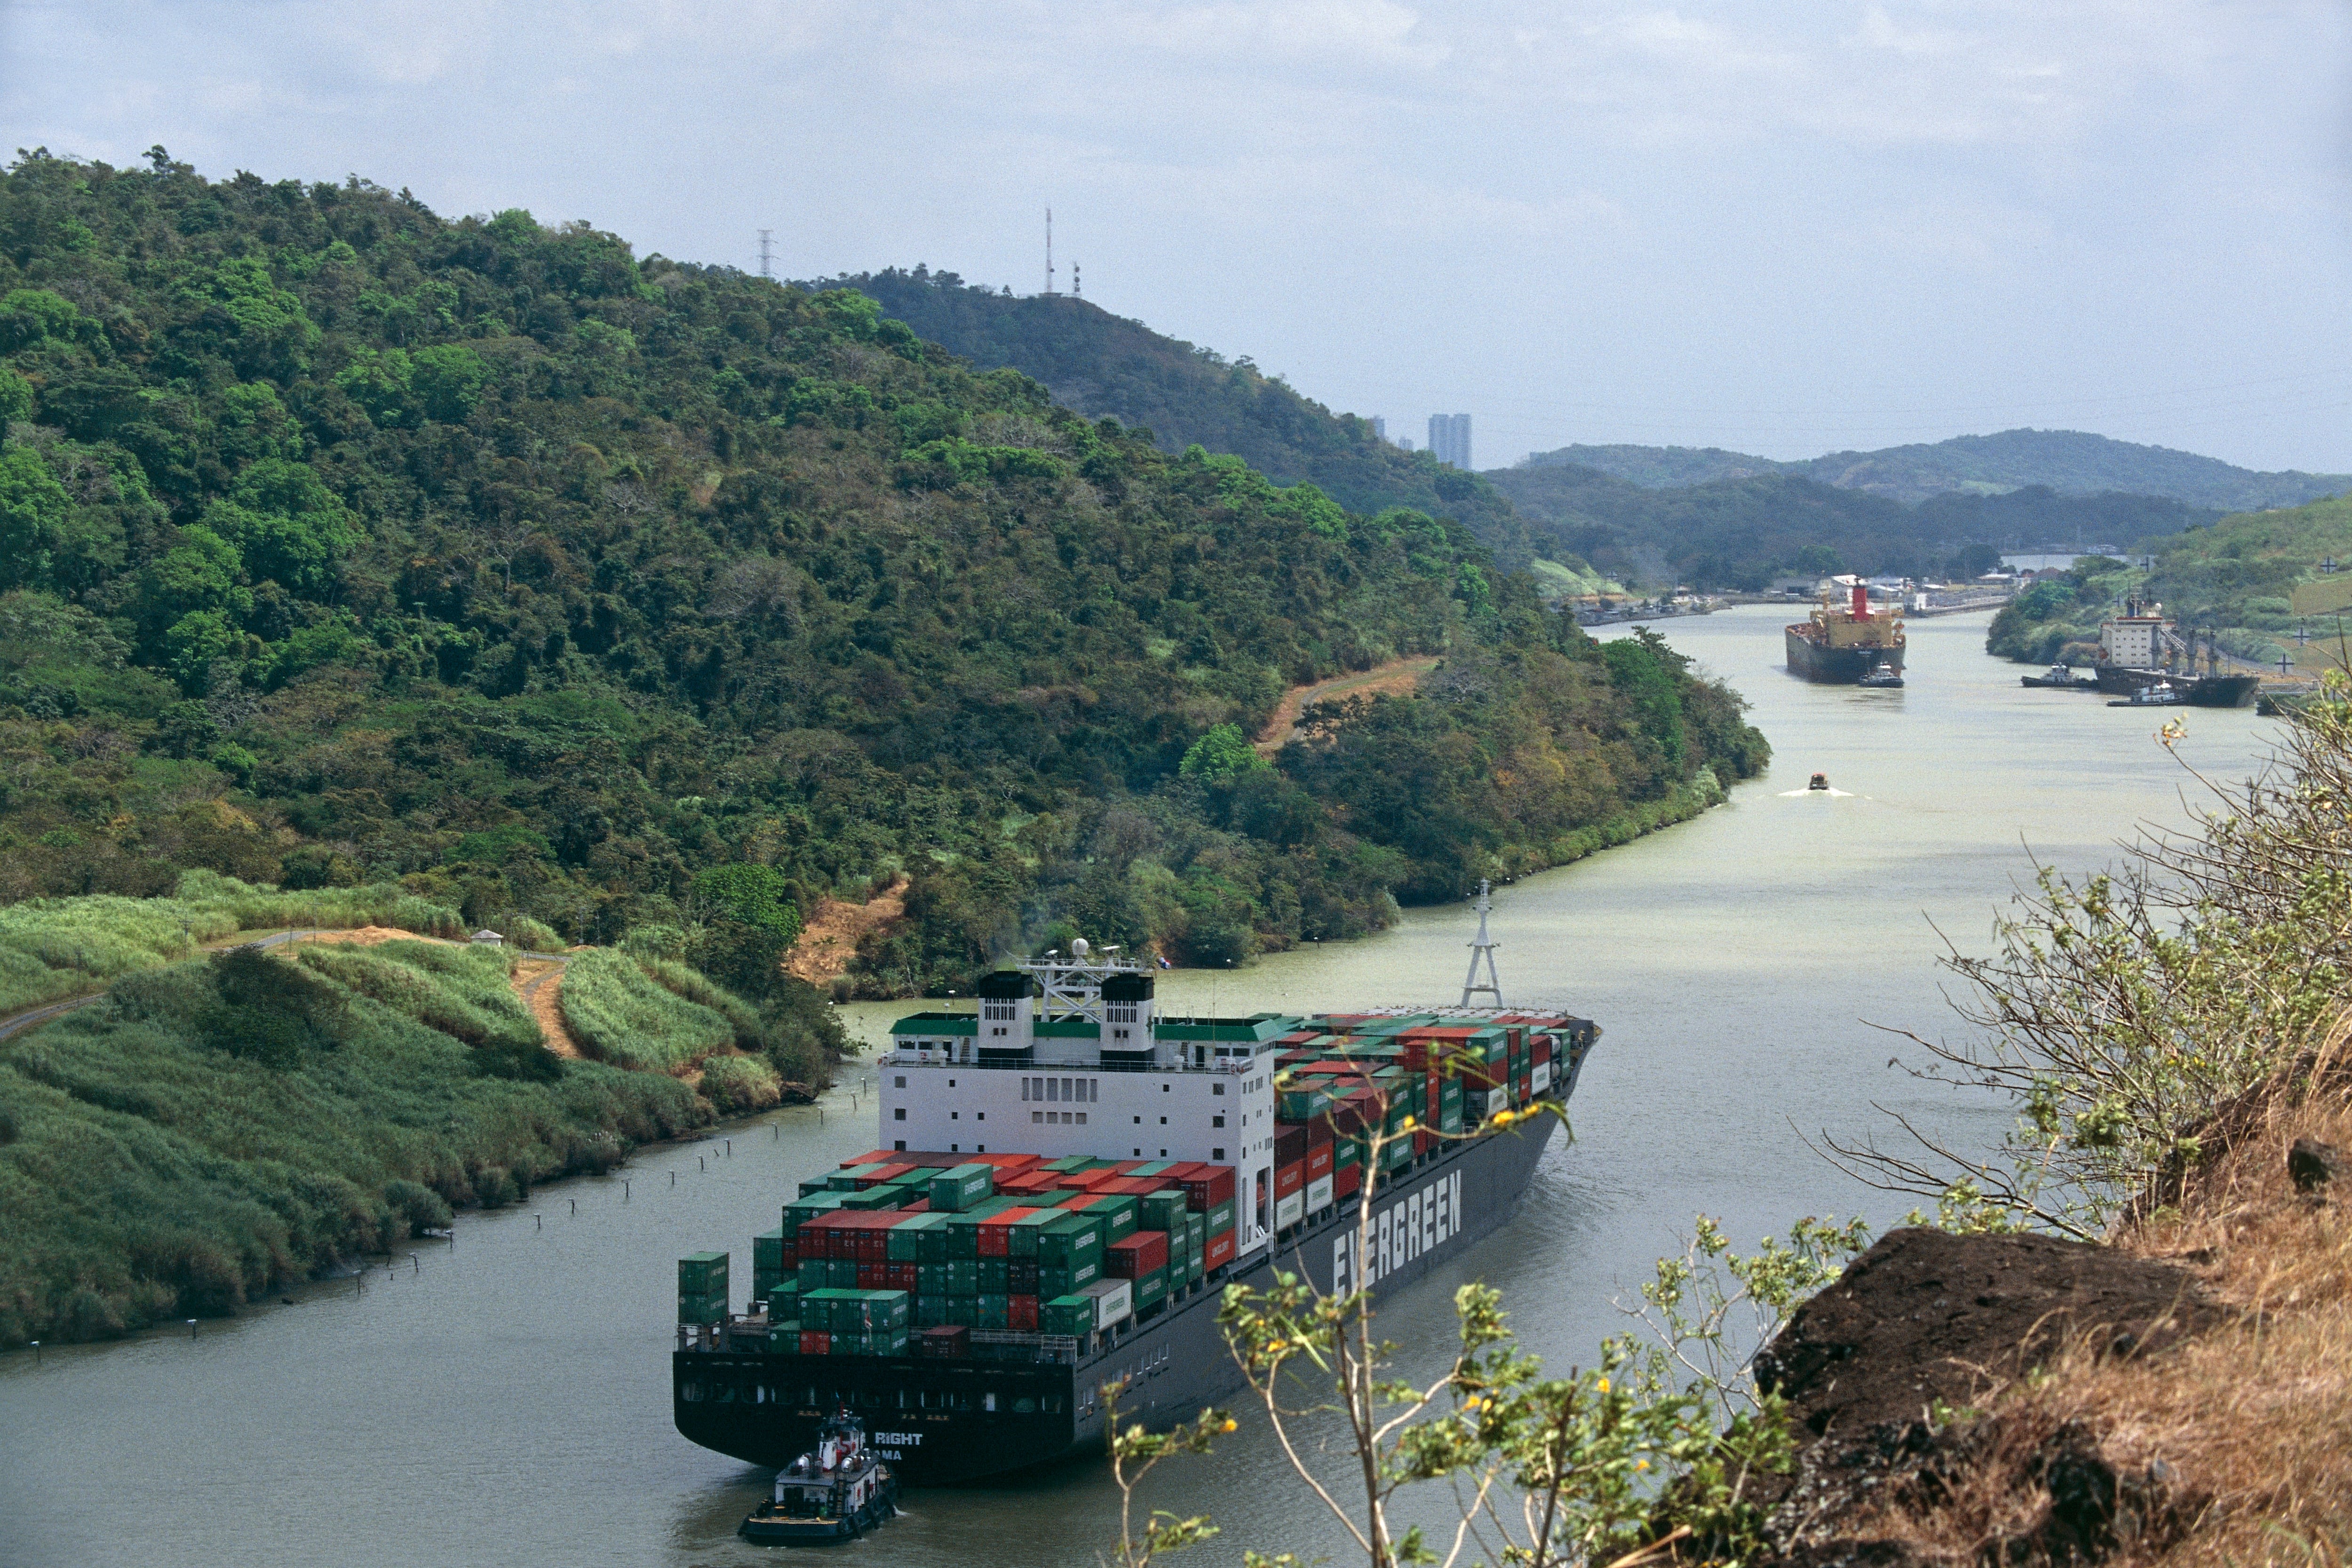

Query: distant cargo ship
1786 579 1907 684
2092 598 2261 708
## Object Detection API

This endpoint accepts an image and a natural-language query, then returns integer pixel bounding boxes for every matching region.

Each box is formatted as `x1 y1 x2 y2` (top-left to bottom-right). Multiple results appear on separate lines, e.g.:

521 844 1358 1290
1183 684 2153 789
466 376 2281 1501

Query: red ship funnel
1850 581 1869 619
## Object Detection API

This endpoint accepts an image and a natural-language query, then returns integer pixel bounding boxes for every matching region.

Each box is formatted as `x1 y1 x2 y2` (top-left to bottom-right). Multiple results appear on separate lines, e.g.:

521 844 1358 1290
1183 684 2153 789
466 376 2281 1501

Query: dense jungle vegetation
831 267 1557 573
0 151 1764 994
1485 462 2217 593
1524 428 2351 512
1986 492 2352 666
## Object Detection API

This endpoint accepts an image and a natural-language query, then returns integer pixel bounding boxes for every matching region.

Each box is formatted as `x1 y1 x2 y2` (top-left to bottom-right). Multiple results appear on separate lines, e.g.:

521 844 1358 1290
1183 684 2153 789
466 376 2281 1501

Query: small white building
469 929 504 946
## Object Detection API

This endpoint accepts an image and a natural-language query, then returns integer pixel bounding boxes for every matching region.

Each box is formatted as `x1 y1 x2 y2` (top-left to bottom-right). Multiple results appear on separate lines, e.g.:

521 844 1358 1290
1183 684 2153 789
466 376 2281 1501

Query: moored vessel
673 927 1596 1486
2108 680 2183 708
1786 579 1907 684
2021 662 2099 691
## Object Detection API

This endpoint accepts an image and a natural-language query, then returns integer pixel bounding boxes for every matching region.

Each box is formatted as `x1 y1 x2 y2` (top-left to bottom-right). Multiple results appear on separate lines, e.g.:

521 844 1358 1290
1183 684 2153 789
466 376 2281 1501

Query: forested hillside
1523 429 2350 511
828 268 1554 572
0 151 1763 992
1484 462 2216 592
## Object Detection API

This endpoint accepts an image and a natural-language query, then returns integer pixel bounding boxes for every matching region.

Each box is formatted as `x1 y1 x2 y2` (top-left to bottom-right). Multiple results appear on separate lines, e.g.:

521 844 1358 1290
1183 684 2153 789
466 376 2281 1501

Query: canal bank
0 607 2286 1568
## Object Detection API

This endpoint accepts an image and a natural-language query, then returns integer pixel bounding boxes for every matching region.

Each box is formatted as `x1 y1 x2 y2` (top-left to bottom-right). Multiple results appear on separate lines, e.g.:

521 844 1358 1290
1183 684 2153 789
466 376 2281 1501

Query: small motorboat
740 1410 899 1545
1807 772 1830 791
2108 680 2184 709
1857 660 1904 689
2021 662 2099 691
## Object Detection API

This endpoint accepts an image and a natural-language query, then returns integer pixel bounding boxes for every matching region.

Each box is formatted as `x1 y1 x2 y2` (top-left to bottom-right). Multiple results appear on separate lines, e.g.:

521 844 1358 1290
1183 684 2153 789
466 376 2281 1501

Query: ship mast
1460 879 1502 1008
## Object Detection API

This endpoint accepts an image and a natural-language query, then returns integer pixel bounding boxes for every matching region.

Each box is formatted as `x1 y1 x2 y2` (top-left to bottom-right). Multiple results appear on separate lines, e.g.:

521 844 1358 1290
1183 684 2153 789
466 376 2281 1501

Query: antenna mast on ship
1461 880 1502 1008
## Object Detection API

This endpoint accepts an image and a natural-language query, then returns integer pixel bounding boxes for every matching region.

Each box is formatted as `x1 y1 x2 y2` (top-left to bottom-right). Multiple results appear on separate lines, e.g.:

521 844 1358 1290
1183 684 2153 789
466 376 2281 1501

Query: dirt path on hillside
787 875 908 986
1255 655 1442 755
512 957 582 1059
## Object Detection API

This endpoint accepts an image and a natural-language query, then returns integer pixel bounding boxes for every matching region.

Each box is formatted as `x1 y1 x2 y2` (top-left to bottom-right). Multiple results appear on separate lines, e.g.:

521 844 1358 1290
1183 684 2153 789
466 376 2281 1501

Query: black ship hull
2094 666 2260 707
1784 628 1906 684
675 1073 1579 1485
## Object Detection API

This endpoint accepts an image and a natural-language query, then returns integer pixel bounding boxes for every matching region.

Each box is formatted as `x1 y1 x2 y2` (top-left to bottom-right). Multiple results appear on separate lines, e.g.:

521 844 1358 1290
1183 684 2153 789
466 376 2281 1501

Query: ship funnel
1850 581 1869 620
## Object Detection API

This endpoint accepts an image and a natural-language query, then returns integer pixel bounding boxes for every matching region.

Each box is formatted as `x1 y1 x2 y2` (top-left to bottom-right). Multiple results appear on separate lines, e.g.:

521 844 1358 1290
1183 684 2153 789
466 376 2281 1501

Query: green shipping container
1205 1201 1235 1234
678 1289 728 1324
915 1295 953 1329
976 1293 1010 1330
977 1258 1009 1293
752 1267 786 1302
1042 1155 1092 1173
1041 1296 1096 1336
1140 1192 1190 1234
827 1258 859 1288
945 1259 978 1295
797 1258 829 1291
1039 1257 1100 1297
1185 1247 1204 1286
752 1228 787 1270
1038 1212 1104 1266
1133 1266 1169 1307
1008 1210 1062 1257
766 1321 800 1348
785 1194 849 1234
1334 1138 1362 1169
948 1295 978 1326
929 1162 996 1211
829 1163 889 1192
678 1251 729 1293
888 1212 951 1261
839 1185 905 1211
760 1281 799 1315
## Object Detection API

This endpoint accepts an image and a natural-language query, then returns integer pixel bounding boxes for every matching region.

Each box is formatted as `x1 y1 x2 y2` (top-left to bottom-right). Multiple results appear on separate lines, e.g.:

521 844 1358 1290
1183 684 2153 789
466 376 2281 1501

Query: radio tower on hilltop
1044 208 1056 296
1460 879 1502 1008
757 229 774 279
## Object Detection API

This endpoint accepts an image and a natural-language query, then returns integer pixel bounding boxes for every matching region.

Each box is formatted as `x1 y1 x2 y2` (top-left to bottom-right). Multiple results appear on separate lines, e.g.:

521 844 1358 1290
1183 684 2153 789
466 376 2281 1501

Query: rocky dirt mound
1750 1227 2227 1566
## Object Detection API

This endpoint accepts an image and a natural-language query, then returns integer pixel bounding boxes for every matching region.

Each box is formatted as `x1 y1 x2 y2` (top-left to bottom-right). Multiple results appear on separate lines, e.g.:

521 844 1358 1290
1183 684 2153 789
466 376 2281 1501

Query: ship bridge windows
1022 1076 1097 1103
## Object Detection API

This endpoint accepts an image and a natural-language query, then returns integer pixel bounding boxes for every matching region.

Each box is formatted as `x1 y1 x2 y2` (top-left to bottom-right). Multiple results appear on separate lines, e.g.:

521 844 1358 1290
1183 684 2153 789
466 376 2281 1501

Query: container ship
672 943 1595 1485
1785 579 1906 684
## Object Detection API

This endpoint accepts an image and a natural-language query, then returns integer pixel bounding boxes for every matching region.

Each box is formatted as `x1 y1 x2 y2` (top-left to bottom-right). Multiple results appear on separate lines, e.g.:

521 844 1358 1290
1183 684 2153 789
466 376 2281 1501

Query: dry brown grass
1838 1022 2352 1566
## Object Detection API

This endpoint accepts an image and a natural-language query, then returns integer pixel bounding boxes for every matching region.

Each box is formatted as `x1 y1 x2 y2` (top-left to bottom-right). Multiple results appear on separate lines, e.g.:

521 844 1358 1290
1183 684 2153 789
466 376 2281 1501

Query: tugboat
1856 659 1904 689
740 1410 899 1544
2107 680 2184 709
2021 662 2099 691
1807 772 1830 791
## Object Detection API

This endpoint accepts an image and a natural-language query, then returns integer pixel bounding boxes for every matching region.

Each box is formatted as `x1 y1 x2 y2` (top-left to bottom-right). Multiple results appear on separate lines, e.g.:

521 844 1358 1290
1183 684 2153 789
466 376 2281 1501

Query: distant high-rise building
1427 414 1472 470
1398 436 1416 453
1370 416 1387 442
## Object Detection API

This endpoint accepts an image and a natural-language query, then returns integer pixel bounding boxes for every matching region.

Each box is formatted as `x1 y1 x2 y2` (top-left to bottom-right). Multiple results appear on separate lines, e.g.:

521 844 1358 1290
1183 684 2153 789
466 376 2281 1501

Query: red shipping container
1104 1177 1169 1195
1106 1230 1169 1279
1204 1228 1237 1271
1274 1162 1303 1199
1335 1162 1362 1199
856 1262 885 1289
898 1198 931 1213
1305 1143 1333 1180
1304 1115 1333 1148
1534 1036 1554 1065
1175 1164 1237 1211
843 1150 897 1167
997 1172 1058 1195
1008 1294 1039 1331
885 1262 918 1290
974 1152 1043 1173
799 1330 831 1355
855 1163 915 1188
1414 1128 1434 1156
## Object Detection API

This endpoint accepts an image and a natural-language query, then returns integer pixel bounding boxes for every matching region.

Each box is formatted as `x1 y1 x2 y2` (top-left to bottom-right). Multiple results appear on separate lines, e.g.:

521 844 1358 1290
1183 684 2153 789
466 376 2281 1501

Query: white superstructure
881 942 1282 1251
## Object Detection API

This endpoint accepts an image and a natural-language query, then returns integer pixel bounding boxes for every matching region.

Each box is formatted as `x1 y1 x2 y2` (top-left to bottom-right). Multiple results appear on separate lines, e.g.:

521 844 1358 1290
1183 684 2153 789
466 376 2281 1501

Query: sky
4 1 2350 473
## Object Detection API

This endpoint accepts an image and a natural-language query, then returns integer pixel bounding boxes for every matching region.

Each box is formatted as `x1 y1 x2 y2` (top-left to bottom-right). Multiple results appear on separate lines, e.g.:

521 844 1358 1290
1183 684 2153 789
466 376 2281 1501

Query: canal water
0 607 2283 1568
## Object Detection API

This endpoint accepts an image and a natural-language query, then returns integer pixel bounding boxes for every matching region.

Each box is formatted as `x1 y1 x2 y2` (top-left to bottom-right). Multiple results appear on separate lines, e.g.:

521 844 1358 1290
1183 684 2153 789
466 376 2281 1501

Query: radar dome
1070 937 1090 960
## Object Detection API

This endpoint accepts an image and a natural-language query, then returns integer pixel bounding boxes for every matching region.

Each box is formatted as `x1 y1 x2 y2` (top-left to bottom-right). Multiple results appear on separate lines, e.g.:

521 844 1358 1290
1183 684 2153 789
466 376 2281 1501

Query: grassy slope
0 932 728 1346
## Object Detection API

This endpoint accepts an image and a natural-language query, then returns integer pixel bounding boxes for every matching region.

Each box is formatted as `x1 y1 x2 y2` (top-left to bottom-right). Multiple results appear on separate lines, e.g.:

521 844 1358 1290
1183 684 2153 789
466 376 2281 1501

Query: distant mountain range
1520 430 2352 513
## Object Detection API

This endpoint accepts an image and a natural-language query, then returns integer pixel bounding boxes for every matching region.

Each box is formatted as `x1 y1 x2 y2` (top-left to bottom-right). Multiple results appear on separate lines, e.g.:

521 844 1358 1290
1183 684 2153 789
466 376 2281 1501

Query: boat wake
1779 786 1856 797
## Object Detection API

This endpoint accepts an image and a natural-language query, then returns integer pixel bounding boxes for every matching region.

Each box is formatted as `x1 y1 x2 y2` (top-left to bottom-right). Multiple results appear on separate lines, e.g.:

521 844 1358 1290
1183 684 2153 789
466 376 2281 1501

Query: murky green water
0 608 2282 1568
